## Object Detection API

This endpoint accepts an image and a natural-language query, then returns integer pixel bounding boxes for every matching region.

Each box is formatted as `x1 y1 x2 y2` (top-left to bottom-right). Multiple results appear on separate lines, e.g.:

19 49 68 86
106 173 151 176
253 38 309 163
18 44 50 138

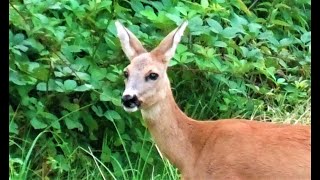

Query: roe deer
115 20 311 180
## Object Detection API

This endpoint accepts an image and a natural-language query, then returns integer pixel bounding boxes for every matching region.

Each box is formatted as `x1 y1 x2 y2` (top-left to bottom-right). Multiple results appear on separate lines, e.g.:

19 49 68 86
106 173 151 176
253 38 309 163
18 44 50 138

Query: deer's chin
123 106 139 113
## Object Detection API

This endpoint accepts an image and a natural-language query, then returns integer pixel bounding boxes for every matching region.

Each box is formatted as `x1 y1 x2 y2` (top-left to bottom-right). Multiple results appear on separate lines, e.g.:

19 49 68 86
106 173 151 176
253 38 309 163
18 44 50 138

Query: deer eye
124 71 129 79
146 73 159 81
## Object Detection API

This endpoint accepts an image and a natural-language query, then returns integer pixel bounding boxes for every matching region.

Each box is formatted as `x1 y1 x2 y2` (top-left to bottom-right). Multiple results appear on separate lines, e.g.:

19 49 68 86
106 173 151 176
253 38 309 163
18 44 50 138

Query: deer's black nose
121 94 141 108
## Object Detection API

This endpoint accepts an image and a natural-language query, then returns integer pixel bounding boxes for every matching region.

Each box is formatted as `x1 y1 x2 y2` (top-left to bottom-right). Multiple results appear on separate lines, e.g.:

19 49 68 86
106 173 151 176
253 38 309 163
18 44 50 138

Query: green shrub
9 0 310 179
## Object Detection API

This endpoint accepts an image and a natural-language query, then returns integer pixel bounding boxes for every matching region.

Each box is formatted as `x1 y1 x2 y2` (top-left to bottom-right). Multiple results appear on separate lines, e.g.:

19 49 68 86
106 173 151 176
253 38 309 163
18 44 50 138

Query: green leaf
106 73 118 82
219 104 228 111
235 0 252 16
189 16 203 35
176 44 188 54
65 117 83 131
104 36 117 50
258 31 279 46
64 80 77 90
279 59 288 69
61 102 80 111
247 49 262 59
258 31 273 39
230 13 248 27
9 70 26 85
92 105 104 117
49 2 62 10
260 46 271 55
14 45 28 52
280 38 293 46
301 32 311 44
30 117 47 129
275 3 291 10
101 142 111 163
34 13 49 24
248 23 262 34
213 41 227 48
271 19 291 27
36 80 57 91
277 78 286 84
150 1 164 11
104 110 121 122
62 67 72 74
221 27 239 39
74 72 90 81
9 30 14 44
100 87 113 101
240 46 249 57
54 154 71 171
175 6 188 16
31 67 49 81
91 68 107 81
169 59 178 67
212 57 222 70
9 121 19 134
36 82 47 91
81 113 98 131
201 0 209 8
166 13 182 24
75 84 93 91
162 0 172 7
13 33 25 45
67 45 83 53
140 7 157 21
266 67 276 81
51 121 61 129
207 19 223 33
130 0 144 12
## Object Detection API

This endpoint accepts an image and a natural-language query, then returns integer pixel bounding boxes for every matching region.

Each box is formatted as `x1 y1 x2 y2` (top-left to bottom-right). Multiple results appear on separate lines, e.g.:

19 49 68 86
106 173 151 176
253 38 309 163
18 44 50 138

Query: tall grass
10 96 310 180
9 116 180 180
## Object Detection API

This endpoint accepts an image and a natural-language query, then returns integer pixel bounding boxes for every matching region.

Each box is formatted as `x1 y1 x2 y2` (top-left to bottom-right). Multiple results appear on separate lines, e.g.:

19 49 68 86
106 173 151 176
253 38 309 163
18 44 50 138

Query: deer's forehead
130 58 151 71
127 55 163 73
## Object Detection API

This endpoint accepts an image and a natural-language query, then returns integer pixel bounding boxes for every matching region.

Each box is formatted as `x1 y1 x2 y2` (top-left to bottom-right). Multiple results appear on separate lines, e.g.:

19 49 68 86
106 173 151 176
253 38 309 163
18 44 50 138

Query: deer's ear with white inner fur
115 20 147 60
151 21 188 64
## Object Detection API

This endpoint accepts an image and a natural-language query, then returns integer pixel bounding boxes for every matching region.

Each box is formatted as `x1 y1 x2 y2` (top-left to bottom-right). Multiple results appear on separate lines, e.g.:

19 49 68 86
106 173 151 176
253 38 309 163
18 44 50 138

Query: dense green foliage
9 0 310 179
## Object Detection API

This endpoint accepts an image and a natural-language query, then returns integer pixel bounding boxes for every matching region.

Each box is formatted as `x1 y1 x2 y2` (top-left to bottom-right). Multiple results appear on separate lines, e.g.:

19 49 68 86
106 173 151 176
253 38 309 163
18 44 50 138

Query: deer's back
184 119 310 180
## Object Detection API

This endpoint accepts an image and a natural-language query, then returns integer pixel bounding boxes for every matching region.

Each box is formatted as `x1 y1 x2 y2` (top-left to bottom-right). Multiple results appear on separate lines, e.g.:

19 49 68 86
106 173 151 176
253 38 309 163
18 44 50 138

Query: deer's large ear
115 20 147 60
151 21 188 64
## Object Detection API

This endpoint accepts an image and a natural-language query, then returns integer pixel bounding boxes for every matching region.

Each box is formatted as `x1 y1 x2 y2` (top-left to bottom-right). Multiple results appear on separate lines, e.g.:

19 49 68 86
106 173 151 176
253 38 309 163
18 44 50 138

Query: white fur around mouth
123 106 139 112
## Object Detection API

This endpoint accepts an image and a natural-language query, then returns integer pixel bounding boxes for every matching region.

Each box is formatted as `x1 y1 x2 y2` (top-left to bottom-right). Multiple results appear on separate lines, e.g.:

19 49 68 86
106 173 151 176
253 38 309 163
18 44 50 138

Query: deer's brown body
115 20 311 179
142 89 310 179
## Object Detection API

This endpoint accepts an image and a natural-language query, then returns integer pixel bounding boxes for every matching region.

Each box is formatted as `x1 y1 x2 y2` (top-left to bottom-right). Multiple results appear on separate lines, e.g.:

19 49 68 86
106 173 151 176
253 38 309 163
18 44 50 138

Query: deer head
115 20 188 112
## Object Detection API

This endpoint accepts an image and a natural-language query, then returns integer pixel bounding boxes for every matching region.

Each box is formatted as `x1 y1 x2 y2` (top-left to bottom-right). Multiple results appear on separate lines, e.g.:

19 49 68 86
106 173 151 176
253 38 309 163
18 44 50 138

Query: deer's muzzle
121 94 141 109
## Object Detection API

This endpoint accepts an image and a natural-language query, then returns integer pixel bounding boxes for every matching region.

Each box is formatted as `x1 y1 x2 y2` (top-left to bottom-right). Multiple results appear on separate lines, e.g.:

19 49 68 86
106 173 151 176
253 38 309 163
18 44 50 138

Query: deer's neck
141 87 196 171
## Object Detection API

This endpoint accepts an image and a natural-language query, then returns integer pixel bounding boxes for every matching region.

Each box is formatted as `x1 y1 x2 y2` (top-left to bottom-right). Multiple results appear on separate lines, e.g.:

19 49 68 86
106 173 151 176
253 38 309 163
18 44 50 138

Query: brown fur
115 21 311 180
142 89 310 180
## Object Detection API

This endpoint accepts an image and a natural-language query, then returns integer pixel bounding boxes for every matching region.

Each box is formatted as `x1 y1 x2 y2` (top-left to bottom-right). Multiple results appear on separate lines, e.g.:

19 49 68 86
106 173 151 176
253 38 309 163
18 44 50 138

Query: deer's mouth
123 106 139 112
121 94 141 112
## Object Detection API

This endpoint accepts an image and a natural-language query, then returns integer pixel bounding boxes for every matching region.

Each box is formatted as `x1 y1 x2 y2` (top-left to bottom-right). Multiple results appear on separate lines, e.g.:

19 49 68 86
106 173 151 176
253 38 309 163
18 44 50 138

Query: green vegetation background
9 0 310 179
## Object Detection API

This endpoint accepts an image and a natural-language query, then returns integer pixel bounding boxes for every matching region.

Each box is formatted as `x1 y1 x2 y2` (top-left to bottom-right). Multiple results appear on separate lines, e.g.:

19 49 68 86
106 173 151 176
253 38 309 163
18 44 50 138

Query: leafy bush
9 0 310 179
